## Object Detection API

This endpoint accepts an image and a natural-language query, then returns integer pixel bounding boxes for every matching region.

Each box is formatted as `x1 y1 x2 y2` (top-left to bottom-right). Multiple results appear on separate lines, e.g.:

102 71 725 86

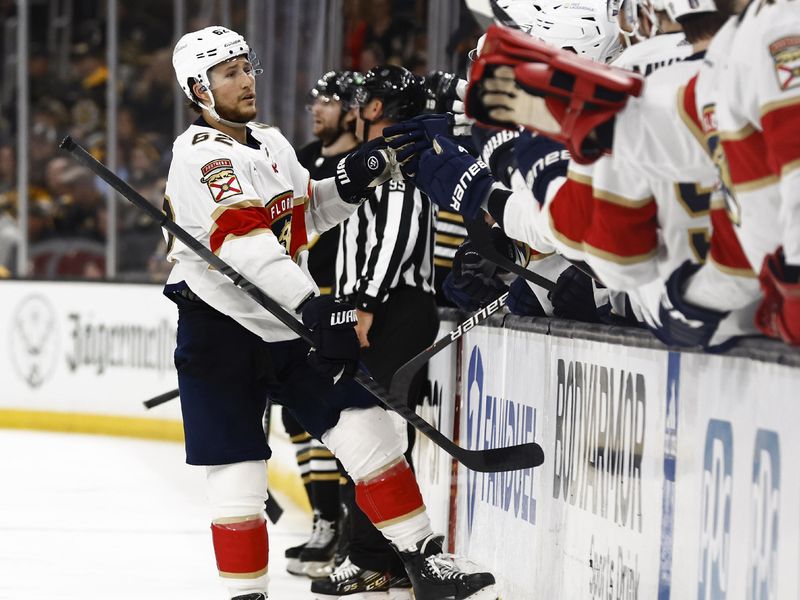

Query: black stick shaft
61 136 543 473
143 388 180 409
389 292 508 403
465 219 556 291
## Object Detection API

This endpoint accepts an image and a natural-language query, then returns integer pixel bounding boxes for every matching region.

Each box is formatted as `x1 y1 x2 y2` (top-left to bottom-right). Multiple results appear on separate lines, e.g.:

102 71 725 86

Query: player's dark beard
317 123 343 146
217 100 257 124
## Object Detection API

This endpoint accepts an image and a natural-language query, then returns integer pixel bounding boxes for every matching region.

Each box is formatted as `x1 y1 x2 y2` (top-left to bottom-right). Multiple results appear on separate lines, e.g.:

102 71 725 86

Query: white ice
0 429 318 600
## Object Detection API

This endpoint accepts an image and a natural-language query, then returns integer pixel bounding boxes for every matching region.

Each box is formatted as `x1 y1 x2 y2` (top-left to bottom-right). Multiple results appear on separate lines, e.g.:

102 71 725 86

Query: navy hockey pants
170 293 377 465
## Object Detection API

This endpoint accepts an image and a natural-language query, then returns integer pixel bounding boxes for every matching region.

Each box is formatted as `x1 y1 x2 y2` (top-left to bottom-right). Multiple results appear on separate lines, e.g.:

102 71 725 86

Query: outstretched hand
383 114 455 177
479 65 562 134
414 135 495 221
334 137 393 204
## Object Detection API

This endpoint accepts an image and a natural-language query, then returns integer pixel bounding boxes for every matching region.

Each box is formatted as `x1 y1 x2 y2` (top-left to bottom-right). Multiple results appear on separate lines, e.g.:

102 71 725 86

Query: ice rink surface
0 430 317 600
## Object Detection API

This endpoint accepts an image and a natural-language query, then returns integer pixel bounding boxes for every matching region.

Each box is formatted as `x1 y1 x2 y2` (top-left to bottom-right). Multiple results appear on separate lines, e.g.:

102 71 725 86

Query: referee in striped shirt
325 65 439 592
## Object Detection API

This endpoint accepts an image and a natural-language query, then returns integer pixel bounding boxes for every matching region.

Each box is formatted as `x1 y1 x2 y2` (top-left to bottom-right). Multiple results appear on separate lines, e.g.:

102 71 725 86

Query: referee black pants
341 286 439 575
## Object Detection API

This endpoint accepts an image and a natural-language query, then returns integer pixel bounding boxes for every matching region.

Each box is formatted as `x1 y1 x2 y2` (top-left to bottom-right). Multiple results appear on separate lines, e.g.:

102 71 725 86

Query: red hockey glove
465 24 643 164
755 248 800 345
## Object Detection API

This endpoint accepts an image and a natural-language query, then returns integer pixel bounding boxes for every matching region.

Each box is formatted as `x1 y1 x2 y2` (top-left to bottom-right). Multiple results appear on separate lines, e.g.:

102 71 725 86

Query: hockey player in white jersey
686 0 800 345
386 0 623 320
165 26 497 600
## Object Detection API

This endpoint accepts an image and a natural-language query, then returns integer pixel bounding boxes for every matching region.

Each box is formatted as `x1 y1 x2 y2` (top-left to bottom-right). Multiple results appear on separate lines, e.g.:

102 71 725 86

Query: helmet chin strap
201 88 249 129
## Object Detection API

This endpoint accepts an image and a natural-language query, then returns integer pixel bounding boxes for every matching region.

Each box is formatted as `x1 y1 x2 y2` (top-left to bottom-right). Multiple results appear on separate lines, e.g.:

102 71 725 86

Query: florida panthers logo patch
200 158 243 202
769 36 800 91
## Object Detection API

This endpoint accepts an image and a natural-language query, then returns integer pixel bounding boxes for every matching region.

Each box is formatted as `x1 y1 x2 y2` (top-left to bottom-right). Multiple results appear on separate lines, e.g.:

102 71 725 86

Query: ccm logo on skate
451 159 488 213
330 309 357 327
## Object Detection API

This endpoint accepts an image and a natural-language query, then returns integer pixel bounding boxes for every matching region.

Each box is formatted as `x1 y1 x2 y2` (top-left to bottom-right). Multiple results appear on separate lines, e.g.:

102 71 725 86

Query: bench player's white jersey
612 31 693 75
164 119 358 341
690 0 800 271
539 55 715 283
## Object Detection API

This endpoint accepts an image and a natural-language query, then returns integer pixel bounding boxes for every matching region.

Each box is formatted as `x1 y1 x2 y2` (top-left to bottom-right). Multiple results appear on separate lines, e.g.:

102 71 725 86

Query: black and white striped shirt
335 178 435 312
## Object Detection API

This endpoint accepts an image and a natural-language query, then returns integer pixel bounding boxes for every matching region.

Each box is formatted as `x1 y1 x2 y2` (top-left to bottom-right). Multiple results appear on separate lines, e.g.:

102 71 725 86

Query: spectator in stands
127 48 176 137
55 166 104 242
364 0 416 66
0 140 14 194
343 0 368 70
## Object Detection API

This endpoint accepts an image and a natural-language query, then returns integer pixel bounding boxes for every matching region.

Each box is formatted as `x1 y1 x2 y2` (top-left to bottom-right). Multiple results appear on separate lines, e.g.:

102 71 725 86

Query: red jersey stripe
708 205 754 274
548 175 594 249
720 129 776 189
761 98 800 175
584 199 658 260
678 76 706 149
210 206 272 254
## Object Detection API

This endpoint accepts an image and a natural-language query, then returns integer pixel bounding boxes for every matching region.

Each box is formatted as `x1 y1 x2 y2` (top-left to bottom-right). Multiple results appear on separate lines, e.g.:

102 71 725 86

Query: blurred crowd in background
0 0 481 281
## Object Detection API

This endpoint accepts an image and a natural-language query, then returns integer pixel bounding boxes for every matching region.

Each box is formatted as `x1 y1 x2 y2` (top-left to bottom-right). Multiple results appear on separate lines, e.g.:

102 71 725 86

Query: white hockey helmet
609 0 660 43
172 26 261 125
663 0 717 21
492 0 624 63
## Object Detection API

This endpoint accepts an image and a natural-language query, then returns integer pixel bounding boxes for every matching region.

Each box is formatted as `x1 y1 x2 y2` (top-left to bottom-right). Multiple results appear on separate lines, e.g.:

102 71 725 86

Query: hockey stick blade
265 493 284 524
60 136 544 473
388 292 508 406
465 219 556 291
143 388 179 409
357 373 543 472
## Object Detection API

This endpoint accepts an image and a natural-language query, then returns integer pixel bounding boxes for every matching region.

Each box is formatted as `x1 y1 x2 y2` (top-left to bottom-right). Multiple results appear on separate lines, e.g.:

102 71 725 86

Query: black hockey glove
424 70 464 113
301 296 360 383
548 265 601 323
447 237 510 309
335 138 391 204
651 260 729 349
506 276 546 317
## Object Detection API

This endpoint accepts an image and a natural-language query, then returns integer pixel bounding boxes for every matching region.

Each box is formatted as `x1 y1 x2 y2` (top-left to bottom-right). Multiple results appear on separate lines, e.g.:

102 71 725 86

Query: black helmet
354 65 426 122
309 70 364 109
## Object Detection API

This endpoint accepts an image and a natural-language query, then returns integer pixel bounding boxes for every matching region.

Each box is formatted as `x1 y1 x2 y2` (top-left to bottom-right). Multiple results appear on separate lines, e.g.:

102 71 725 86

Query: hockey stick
61 136 543 473
143 388 179 409
262 400 284 524
464 219 556 291
388 291 508 406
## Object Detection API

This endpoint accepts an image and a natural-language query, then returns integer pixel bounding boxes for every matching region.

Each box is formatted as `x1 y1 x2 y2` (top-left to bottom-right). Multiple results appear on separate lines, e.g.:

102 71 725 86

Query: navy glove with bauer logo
415 135 495 220
301 296 360 382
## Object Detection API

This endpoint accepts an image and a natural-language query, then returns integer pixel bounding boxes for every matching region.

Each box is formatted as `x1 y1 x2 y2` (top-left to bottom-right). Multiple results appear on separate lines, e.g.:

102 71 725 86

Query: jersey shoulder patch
200 158 243 203
769 35 800 91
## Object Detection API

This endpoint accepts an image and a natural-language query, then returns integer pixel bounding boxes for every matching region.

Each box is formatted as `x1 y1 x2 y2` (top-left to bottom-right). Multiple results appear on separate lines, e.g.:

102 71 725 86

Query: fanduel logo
552 359 646 532
465 345 537 535
698 419 733 600
330 309 357 326
451 160 487 213
748 429 780 600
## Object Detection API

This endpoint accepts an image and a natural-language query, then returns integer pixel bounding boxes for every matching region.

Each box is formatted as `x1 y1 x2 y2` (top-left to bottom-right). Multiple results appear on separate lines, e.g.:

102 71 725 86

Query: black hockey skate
285 538 308 575
231 594 267 600
298 515 338 578
398 534 497 600
310 556 413 599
